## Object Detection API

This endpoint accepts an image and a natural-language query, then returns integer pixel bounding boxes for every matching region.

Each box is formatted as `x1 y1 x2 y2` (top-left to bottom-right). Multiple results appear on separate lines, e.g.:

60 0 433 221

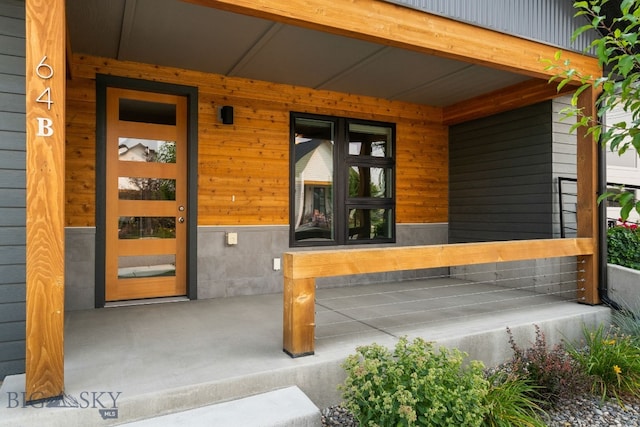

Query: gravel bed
321 394 640 426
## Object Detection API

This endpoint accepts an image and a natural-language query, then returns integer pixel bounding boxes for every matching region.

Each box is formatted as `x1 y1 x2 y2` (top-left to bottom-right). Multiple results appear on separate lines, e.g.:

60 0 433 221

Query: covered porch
1 279 610 426
21 0 605 408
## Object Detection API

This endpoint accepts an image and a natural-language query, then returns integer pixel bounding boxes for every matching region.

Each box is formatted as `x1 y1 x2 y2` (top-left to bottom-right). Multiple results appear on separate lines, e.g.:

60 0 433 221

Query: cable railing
283 238 595 357
558 176 640 238
314 259 583 340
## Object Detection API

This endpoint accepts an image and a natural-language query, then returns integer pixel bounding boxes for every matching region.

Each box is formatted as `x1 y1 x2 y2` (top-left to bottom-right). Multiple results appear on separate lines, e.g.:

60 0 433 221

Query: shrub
482 371 546 427
340 337 489 427
607 225 640 270
505 326 587 408
566 323 640 403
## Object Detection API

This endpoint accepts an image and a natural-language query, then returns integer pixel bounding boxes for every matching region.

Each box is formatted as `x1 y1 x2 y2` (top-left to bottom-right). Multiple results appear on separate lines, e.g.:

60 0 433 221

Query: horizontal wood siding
0 0 25 379
449 102 553 242
552 96 577 238
65 54 448 226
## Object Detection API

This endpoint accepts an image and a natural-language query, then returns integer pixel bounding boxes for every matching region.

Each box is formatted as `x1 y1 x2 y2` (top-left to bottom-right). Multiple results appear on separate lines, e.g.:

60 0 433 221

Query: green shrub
340 337 489 427
482 372 546 427
505 326 587 407
566 324 640 403
607 225 640 270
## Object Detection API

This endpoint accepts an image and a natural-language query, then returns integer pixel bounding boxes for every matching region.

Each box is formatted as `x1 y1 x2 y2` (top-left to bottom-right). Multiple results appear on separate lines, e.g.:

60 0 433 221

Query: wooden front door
105 88 188 301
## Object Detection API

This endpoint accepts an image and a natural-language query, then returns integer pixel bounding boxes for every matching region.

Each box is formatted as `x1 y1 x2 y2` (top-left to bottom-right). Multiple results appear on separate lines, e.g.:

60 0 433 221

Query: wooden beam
576 86 600 305
284 238 594 280
185 0 602 81
283 275 316 357
443 78 576 125
25 0 66 402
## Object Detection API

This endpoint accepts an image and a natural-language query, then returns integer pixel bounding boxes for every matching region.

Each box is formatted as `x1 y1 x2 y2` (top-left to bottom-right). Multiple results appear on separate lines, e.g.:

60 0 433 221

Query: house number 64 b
35 55 54 136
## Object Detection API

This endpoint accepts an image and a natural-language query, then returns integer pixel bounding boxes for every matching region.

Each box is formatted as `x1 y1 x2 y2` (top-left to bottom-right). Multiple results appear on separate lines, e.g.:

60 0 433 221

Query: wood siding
449 102 554 242
0 0 25 379
65 54 449 227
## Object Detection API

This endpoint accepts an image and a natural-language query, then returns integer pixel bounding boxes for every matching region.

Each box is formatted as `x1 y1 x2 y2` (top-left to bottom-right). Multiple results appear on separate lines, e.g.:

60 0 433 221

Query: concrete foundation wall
607 263 640 309
65 223 449 311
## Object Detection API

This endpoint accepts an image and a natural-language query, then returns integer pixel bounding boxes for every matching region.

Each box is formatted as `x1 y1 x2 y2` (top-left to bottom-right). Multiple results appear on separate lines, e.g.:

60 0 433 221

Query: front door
105 88 188 301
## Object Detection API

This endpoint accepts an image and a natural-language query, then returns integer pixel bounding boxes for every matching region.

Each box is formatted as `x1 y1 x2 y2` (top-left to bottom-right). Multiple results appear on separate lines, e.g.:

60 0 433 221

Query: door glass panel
119 177 176 200
348 123 392 157
118 255 176 279
119 98 176 125
348 208 393 240
293 117 335 242
119 138 176 163
349 167 391 198
118 217 176 239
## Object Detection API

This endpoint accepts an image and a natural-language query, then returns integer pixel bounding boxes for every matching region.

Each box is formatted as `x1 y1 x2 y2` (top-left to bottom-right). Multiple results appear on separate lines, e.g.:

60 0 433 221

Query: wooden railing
283 238 597 357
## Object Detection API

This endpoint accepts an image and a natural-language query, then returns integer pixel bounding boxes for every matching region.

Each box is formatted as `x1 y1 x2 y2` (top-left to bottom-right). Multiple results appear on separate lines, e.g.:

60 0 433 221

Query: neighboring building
1 0 604 401
605 106 640 224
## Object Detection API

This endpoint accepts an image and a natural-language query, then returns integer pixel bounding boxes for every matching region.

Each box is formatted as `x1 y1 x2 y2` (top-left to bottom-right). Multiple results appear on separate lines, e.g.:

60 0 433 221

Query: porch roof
66 0 588 111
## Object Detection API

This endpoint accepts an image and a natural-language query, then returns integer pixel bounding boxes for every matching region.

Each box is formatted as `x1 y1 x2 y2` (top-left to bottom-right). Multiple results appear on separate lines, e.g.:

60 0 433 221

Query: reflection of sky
119 137 170 151
349 141 385 156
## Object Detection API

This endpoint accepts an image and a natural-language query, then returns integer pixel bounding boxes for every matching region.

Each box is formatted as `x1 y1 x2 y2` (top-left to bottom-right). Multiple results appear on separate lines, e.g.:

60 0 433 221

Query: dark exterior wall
0 0 25 379
383 0 596 53
449 102 554 243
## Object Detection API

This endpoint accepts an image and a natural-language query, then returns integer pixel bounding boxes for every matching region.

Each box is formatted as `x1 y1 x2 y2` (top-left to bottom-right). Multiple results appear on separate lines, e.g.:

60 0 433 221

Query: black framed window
290 113 395 246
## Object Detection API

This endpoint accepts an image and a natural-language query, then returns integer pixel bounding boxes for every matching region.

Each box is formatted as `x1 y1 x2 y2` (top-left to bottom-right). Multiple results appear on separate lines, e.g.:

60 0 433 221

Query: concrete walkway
0 279 611 426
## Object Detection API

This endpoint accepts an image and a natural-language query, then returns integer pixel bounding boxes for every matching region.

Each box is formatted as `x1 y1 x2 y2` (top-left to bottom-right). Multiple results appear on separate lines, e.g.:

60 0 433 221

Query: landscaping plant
340 337 489 427
505 325 588 407
482 371 546 427
566 323 640 403
607 222 640 270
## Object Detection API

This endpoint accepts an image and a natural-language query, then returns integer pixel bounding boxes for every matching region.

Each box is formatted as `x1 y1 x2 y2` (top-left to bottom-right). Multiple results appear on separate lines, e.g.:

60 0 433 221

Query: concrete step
121 386 321 427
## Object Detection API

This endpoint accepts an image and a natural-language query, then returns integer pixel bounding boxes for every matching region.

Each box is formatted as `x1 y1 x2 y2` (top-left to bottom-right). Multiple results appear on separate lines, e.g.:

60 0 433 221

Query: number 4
36 87 53 110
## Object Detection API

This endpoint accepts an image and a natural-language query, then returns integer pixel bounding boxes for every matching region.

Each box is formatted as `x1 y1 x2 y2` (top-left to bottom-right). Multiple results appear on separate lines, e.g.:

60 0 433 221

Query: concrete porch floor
0 278 611 426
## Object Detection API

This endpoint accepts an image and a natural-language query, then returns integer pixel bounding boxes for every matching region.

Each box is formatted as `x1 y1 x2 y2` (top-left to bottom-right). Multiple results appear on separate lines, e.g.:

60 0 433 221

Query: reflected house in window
294 136 333 241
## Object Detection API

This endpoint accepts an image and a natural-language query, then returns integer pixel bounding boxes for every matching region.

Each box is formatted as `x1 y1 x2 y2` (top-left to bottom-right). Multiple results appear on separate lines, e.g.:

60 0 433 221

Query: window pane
119 138 176 163
119 98 176 125
349 167 391 198
118 255 176 279
119 177 176 200
293 118 335 242
118 217 176 239
348 208 393 240
348 123 392 157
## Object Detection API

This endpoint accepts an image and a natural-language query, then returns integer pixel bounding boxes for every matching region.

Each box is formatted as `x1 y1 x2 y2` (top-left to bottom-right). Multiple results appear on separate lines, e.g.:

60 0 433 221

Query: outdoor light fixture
220 105 234 125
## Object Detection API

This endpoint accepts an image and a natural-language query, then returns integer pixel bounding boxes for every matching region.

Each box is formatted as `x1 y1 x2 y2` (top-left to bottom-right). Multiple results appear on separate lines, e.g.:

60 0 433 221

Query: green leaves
340 337 490 427
549 0 640 221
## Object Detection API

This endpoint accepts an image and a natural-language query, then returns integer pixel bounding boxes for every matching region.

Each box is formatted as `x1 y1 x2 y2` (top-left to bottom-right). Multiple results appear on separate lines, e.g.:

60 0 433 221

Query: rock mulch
321 394 640 426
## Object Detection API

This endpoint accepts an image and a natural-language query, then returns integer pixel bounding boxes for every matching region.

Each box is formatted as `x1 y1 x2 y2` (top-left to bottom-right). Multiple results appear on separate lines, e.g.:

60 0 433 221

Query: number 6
36 56 54 79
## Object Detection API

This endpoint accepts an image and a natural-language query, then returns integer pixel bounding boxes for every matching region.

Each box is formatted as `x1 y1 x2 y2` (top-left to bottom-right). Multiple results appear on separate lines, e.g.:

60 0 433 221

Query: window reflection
119 177 176 200
293 118 334 242
118 255 176 279
348 123 391 158
118 217 176 239
349 167 391 198
118 138 176 163
348 208 393 240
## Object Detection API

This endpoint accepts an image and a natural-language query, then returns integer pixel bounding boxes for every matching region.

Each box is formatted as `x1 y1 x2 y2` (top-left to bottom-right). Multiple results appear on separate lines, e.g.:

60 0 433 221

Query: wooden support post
25 0 66 402
576 86 600 305
283 255 316 357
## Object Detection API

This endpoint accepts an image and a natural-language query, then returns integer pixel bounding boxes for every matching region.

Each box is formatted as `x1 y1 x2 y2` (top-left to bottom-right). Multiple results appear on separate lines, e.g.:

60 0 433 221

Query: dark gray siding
383 0 596 53
449 102 554 243
0 0 25 379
